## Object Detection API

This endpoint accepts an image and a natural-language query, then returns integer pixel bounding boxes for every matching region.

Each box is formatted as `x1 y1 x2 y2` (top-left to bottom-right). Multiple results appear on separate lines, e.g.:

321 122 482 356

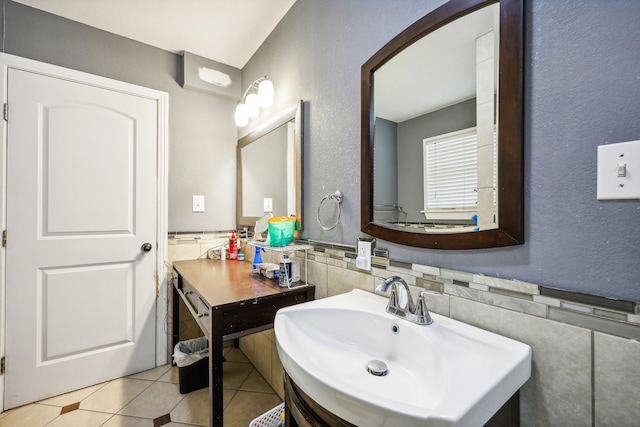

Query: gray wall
397 98 477 223
242 0 640 301
4 0 638 300
0 0 237 232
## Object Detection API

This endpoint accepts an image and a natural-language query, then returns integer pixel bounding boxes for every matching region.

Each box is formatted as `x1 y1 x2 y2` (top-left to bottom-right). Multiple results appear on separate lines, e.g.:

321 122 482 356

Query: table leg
210 307 224 427
171 276 180 359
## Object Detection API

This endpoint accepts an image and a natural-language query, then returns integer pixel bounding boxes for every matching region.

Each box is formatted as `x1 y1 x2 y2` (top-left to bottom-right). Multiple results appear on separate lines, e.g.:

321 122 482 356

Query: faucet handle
377 276 412 318
387 286 398 306
383 287 411 318
414 291 434 325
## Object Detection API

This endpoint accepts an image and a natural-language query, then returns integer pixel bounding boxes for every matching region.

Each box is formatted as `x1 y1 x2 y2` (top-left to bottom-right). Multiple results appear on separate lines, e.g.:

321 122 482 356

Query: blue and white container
278 254 292 287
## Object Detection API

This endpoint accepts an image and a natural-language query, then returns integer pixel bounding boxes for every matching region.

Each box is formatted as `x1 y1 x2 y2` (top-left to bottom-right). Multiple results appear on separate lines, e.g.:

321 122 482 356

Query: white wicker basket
249 402 285 427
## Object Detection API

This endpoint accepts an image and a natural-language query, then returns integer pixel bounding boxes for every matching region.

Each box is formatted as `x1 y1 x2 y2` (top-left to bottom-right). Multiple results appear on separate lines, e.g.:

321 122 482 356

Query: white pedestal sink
275 289 531 427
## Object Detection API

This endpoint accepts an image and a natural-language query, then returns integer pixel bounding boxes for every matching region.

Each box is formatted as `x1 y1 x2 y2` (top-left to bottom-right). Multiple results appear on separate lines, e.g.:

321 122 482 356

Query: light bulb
234 104 248 127
258 79 274 108
245 92 260 118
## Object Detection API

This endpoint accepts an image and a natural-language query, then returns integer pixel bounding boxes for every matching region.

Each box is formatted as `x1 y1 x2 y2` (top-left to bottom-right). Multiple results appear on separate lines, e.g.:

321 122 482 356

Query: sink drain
366 359 388 376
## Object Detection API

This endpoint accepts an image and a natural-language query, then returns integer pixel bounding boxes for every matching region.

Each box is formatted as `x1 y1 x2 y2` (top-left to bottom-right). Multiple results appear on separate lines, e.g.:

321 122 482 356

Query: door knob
141 243 153 252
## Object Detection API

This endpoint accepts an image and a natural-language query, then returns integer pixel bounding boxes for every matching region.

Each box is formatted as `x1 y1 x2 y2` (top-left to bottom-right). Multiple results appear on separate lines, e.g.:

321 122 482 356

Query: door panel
5 68 158 408
45 105 135 234
40 263 134 361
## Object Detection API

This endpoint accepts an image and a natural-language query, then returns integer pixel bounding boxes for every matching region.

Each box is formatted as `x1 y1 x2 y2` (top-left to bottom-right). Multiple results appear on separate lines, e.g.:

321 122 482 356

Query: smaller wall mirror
237 100 304 229
361 0 523 249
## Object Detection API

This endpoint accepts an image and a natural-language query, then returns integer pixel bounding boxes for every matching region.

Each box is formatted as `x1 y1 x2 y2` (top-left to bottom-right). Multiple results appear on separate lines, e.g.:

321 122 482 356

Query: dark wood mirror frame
361 0 523 249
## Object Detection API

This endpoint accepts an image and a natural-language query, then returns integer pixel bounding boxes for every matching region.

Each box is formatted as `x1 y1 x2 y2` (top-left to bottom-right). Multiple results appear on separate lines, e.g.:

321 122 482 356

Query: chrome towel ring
317 190 343 231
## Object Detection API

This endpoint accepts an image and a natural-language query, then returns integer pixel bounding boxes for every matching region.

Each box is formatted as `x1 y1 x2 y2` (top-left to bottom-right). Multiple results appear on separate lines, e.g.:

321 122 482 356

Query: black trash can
173 336 209 394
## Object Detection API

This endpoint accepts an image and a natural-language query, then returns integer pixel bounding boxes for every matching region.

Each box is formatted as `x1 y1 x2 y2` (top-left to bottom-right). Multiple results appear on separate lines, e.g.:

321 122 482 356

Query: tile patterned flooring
0 347 282 427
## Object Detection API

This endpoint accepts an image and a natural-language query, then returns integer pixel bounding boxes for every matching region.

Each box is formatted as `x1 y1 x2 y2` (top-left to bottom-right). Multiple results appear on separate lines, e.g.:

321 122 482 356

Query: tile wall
167 236 640 426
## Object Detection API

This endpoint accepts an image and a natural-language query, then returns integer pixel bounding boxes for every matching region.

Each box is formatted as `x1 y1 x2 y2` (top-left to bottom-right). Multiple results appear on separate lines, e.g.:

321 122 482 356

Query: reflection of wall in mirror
373 98 475 224
242 124 288 217
373 118 398 222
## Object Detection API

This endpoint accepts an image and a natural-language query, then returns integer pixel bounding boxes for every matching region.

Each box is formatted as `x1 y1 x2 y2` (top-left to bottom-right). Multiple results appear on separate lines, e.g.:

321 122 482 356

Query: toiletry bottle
279 254 292 287
228 230 238 260
252 246 264 271
285 255 293 286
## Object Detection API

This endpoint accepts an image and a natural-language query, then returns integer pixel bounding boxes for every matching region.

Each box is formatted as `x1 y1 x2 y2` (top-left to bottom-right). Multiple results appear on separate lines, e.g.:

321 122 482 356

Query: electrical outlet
358 242 370 257
192 195 205 212
356 238 374 271
263 198 273 213
357 238 374 257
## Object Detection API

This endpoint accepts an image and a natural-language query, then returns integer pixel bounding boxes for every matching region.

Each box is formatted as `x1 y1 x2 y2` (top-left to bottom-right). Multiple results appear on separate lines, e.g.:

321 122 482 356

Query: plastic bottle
252 246 265 271
228 230 238 260
279 254 292 287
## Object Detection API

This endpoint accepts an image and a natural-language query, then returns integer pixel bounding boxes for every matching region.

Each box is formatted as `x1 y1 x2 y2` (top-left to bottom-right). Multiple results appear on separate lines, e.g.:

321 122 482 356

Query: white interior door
4 67 159 409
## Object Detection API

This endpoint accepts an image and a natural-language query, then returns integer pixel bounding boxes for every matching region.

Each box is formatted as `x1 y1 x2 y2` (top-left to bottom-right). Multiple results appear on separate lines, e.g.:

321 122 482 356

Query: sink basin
275 289 531 427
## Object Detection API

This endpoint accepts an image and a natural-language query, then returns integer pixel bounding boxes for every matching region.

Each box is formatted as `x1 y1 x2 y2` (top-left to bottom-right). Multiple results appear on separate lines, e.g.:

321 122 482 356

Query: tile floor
0 347 282 427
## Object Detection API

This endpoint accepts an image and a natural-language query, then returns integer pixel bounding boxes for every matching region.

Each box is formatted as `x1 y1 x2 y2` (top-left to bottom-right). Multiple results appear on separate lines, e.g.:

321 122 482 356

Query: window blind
423 128 478 220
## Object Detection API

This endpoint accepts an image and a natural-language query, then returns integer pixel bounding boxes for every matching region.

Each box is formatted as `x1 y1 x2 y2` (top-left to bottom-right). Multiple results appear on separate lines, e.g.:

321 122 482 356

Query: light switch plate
597 140 640 200
192 195 205 212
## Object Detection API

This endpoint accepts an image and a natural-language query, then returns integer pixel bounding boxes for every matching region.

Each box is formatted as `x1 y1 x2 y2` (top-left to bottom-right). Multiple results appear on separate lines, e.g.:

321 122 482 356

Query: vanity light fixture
234 76 274 127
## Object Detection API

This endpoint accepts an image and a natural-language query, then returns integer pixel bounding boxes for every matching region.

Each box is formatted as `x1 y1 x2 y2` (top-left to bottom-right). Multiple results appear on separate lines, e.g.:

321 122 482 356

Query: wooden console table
172 259 315 427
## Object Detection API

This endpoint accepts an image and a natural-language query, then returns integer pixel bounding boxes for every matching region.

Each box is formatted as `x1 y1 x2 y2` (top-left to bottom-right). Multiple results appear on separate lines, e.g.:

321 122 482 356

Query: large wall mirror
361 0 523 249
237 100 304 229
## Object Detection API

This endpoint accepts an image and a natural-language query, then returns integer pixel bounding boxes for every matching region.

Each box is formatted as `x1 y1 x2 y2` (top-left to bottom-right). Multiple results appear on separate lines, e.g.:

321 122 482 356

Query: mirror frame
237 100 304 229
361 0 523 249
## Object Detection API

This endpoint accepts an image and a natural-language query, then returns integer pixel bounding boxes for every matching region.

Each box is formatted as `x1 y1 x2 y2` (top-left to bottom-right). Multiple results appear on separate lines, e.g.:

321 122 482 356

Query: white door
4 68 158 408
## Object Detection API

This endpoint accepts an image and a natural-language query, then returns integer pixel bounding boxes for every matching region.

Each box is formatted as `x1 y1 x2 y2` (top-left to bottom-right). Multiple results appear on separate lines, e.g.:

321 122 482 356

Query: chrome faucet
376 276 433 325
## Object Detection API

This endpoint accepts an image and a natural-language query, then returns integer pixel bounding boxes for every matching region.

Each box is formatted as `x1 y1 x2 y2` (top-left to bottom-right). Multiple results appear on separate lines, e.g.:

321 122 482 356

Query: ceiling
13 0 297 69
